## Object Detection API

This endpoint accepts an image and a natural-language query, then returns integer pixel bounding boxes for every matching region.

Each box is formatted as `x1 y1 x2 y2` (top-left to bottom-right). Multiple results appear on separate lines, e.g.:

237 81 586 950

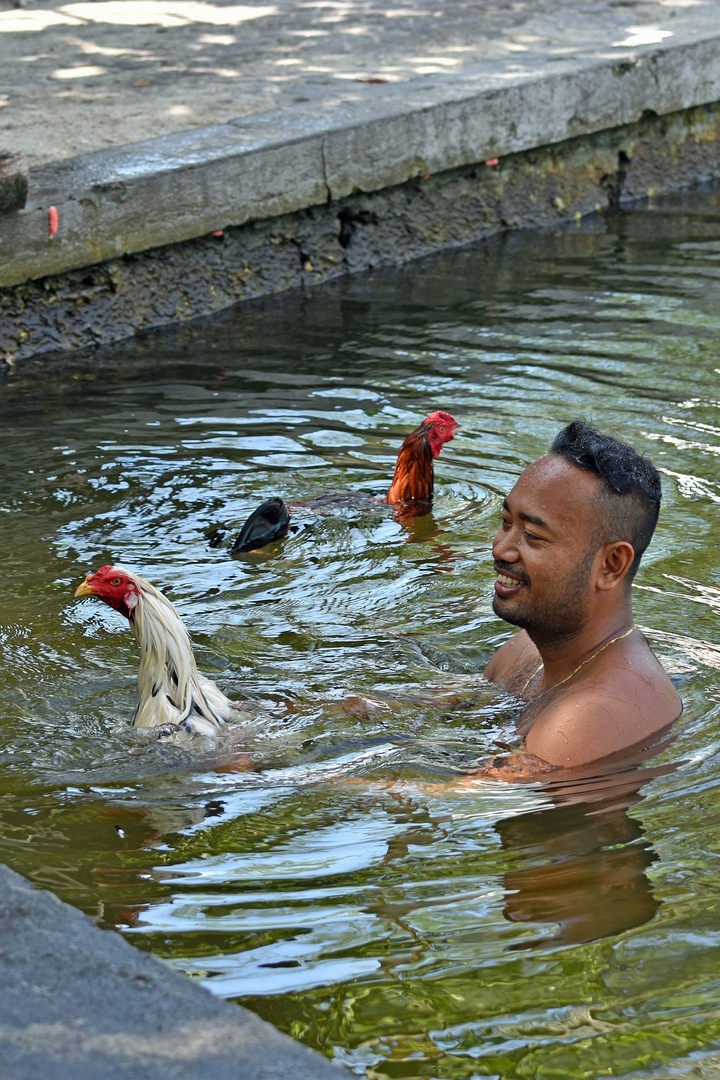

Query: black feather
231 497 290 553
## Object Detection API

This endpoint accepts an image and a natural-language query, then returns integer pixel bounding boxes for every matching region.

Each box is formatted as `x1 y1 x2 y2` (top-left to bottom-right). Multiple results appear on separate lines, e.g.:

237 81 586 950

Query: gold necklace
518 623 637 698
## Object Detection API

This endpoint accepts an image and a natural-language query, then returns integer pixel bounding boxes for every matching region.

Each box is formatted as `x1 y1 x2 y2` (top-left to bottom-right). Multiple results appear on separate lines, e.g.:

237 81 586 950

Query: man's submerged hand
460 750 558 784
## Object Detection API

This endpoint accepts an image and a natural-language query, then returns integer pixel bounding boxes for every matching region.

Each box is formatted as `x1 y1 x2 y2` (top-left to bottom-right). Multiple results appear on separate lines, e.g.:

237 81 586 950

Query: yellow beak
75 575 95 598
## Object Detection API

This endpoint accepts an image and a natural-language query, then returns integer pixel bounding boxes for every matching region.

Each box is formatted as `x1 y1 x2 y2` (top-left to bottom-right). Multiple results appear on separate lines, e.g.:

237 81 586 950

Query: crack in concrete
320 134 331 205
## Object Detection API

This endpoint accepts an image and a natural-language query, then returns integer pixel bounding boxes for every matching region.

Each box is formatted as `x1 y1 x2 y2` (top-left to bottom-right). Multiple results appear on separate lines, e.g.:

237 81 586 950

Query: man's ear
596 541 635 591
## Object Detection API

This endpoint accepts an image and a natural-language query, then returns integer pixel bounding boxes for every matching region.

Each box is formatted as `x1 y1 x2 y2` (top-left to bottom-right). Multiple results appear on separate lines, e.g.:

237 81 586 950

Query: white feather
113 566 237 735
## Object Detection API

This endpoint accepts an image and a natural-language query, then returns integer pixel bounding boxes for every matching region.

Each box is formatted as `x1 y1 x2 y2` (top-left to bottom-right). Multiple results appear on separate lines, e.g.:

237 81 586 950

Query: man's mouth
494 568 527 596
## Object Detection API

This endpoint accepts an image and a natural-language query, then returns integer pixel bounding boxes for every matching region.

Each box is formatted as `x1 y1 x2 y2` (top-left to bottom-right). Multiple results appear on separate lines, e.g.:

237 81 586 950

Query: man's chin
492 593 588 645
492 594 526 629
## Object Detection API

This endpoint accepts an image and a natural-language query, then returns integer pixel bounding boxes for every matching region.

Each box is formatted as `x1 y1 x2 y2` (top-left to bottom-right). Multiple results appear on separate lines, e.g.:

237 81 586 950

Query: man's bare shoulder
524 667 682 768
484 630 539 686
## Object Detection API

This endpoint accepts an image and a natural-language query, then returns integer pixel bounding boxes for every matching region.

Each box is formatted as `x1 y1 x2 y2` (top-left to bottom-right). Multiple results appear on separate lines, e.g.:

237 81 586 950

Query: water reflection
493 735 683 946
500 796 659 947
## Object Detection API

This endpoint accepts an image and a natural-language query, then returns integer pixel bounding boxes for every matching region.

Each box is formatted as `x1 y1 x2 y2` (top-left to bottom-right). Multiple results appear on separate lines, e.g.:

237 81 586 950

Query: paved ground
2 0 719 168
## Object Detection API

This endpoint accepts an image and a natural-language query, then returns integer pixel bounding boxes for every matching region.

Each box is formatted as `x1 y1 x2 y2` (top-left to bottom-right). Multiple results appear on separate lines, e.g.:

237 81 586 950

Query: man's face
491 455 602 645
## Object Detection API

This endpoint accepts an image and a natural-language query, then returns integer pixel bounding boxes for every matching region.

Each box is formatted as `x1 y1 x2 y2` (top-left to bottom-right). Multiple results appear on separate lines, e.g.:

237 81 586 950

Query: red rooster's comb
425 410 458 428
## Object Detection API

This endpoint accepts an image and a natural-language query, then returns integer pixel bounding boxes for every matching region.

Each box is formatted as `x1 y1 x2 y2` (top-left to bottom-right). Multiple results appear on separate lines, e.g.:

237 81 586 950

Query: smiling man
482 420 682 779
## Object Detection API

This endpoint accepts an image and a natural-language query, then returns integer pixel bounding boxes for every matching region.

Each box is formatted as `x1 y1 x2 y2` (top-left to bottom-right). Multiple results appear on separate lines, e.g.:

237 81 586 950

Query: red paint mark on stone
420 174 430 181
485 158 499 167
48 206 59 238
212 230 224 237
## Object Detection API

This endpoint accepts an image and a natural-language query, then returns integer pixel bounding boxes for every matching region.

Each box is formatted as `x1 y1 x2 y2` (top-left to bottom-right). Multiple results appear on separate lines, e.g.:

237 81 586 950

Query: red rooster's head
423 411 459 459
75 565 140 619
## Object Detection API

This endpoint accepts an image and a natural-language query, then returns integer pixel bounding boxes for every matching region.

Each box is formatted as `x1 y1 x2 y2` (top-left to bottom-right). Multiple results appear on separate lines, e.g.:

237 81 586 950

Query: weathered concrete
4 26 720 290
2 0 720 169
0 862 341 1080
0 151 28 215
2 0 720 362
3 100 720 367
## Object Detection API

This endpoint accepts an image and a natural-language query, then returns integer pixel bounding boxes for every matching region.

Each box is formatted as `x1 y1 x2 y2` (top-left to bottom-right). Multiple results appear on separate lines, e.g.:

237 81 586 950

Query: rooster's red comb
424 411 458 428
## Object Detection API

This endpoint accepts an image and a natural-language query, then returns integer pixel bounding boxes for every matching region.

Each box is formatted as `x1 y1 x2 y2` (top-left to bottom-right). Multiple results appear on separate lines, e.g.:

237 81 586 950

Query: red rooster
75 565 245 737
229 410 459 550
386 410 458 504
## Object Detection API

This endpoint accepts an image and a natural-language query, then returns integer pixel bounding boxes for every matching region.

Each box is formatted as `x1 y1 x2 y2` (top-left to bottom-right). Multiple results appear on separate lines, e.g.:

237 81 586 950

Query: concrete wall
2 24 720 366
2 100 720 368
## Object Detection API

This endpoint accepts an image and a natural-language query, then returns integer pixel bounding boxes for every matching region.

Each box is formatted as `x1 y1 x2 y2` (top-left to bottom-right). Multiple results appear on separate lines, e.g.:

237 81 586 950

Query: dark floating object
231 497 290 553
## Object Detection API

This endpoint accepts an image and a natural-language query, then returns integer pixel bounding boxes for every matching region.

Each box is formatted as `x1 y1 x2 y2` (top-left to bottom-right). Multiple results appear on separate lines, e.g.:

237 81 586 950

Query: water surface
2 191 720 1079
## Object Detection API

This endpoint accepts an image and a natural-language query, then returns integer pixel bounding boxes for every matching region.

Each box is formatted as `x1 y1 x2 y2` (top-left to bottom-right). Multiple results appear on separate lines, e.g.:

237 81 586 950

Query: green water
2 190 720 1079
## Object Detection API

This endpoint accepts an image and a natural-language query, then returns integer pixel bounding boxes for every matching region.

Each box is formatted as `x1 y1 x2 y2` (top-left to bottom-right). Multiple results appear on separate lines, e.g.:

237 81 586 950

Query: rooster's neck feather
387 427 434 503
119 570 234 734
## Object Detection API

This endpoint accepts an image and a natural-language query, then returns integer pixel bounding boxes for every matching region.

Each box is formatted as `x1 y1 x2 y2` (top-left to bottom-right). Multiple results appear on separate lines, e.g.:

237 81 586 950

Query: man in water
482 420 682 780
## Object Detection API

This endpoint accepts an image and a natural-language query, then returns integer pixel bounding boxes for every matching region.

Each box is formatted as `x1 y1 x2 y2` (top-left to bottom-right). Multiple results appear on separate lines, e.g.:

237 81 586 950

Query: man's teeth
497 573 521 586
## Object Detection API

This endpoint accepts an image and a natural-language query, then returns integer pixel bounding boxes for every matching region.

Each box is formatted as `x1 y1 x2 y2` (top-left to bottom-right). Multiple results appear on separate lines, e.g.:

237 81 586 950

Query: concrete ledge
3 13 720 365
2 100 719 368
0 862 340 1080
3 31 720 291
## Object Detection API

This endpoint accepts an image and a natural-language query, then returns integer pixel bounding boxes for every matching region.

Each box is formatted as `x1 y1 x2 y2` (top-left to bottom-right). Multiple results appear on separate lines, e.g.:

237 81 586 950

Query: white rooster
75 565 246 737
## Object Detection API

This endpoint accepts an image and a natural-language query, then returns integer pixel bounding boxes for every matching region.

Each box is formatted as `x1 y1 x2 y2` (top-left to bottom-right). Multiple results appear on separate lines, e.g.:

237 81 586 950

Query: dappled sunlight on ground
0 0 712 166
0 2 277 31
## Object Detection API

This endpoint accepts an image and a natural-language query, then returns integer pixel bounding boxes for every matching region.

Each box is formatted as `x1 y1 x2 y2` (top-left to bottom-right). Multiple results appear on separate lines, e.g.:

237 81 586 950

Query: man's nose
492 524 519 562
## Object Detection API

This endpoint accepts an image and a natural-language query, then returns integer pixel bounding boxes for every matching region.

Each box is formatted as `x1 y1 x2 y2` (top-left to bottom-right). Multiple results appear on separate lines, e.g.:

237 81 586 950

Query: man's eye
524 530 541 541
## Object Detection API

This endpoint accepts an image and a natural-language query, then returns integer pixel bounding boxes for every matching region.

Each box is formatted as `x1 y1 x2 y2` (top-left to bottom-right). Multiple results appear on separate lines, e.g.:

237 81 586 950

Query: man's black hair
550 420 661 581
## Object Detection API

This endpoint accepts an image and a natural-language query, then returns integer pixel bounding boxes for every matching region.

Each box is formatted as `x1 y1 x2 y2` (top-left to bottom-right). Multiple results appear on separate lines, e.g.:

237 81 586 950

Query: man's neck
529 605 635 690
